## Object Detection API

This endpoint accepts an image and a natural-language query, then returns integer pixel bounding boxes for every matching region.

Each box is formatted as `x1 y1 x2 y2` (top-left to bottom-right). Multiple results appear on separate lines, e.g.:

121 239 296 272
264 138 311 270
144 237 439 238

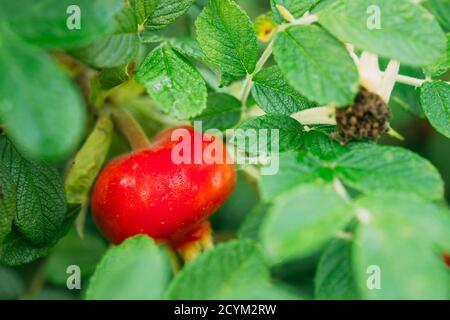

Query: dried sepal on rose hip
292 51 400 143
91 126 236 260
335 51 397 142
335 87 391 141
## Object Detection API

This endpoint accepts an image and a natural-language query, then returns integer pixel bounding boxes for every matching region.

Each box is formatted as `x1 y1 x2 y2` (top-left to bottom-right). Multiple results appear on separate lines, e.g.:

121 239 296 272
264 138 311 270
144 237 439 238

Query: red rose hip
91 126 236 248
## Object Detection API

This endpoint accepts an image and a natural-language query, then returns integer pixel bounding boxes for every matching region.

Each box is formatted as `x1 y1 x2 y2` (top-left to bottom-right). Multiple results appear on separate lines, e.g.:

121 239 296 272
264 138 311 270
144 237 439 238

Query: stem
21 261 46 300
110 107 150 151
240 40 274 107
255 40 275 72
395 74 427 87
380 73 450 88
278 13 319 31
291 106 337 125
239 11 318 107
239 75 253 107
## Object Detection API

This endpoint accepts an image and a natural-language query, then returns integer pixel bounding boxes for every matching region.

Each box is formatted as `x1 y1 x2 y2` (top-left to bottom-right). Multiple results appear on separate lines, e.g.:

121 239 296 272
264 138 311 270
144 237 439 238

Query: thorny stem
239 11 318 107
110 107 150 151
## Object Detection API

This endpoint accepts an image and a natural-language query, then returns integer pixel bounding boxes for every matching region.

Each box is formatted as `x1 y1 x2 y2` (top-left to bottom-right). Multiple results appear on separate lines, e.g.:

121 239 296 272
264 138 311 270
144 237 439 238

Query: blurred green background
0 0 449 300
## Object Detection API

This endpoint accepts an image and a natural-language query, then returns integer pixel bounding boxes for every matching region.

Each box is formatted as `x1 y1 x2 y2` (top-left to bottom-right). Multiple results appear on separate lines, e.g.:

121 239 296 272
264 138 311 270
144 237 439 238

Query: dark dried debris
335 87 391 142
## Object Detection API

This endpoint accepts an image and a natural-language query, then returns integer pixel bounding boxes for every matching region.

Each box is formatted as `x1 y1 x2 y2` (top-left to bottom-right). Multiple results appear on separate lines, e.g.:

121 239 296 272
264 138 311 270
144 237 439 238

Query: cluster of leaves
0 0 450 300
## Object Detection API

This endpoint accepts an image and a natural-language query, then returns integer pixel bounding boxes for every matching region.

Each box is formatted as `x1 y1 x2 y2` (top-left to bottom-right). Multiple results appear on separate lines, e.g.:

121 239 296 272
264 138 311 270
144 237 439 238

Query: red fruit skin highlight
91 126 236 245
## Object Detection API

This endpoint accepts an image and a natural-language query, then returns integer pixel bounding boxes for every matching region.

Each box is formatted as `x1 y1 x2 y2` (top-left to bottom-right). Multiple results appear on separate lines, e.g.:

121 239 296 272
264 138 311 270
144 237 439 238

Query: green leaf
271 0 321 23
252 66 316 115
234 114 304 155
427 0 450 31
140 34 208 61
259 151 330 199
0 135 67 246
212 172 260 232
0 228 51 266
260 183 351 264
70 4 140 69
353 192 450 299
318 0 447 67
315 238 359 300
260 144 444 201
145 0 195 30
194 93 241 131
45 230 107 285
0 265 25 299
420 81 450 138
390 83 423 117
136 44 207 119
335 144 445 201
386 63 425 117
0 204 81 266
98 66 132 90
130 0 158 25
168 37 208 61
424 34 449 77
0 163 16 243
304 129 348 161
0 26 86 161
0 0 124 49
274 25 359 106
195 0 259 83
165 240 301 299
65 112 113 205
86 235 171 300
238 203 272 241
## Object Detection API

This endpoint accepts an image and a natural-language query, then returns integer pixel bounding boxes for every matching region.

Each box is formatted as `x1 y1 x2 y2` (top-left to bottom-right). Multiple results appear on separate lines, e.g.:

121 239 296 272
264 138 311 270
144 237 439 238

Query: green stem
388 74 450 87
239 11 318 108
21 261 46 300
291 105 337 125
110 107 150 151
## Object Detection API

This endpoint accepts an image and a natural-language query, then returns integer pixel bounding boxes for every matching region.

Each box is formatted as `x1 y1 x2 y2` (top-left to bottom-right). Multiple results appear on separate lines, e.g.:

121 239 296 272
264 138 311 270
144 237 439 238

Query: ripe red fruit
91 126 236 247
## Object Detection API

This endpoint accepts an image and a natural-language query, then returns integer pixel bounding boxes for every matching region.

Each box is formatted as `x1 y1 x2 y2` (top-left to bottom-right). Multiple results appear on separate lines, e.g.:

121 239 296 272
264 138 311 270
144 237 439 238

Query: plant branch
291 105 337 125
240 40 275 106
110 107 150 151
239 10 318 107
379 73 450 87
